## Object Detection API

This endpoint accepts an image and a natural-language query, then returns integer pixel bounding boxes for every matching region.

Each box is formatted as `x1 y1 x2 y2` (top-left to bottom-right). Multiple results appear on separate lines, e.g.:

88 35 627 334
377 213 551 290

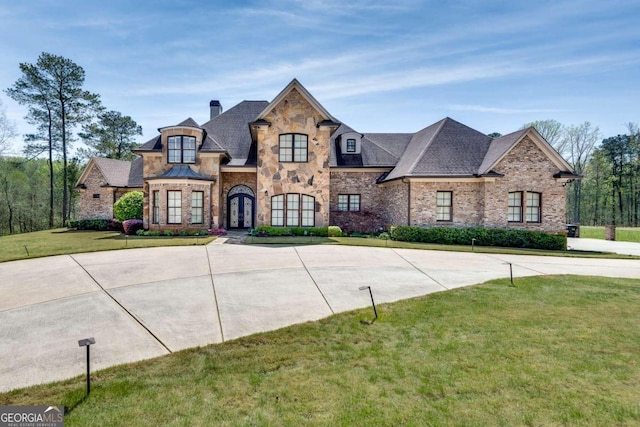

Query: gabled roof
75 157 143 188
254 79 339 123
478 127 575 175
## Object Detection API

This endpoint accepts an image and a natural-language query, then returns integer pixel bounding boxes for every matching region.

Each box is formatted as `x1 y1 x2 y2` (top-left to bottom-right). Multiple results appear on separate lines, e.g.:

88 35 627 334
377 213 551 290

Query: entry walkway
2 244 640 392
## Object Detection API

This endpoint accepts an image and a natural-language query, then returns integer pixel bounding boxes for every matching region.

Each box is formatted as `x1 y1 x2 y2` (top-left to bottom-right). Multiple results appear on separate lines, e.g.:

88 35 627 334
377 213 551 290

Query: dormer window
340 132 361 154
168 136 196 164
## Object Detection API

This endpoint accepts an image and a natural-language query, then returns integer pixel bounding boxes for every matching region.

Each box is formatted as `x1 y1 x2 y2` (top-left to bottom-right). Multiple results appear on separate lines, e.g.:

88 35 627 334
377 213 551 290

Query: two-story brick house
76 79 578 233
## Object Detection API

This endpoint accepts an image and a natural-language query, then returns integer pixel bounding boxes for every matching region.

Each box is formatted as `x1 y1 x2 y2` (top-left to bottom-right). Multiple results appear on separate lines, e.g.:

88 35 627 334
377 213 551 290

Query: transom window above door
168 136 196 164
279 134 308 162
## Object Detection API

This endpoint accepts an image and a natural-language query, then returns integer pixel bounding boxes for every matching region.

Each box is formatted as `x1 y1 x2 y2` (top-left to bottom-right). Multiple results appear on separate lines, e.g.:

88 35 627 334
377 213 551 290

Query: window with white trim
168 190 182 224
436 191 452 221
346 138 356 153
279 134 308 162
168 136 196 164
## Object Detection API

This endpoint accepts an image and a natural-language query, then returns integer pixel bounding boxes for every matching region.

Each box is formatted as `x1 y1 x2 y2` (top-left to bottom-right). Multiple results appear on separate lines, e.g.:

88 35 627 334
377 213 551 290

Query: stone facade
256 88 332 227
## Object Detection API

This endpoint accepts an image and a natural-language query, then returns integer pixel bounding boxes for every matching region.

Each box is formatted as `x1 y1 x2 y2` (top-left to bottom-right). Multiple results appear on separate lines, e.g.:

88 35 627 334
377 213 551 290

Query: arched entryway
227 185 255 229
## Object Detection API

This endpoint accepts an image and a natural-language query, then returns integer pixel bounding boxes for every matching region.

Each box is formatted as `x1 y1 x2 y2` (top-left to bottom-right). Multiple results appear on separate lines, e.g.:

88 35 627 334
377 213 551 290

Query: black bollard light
78 337 96 395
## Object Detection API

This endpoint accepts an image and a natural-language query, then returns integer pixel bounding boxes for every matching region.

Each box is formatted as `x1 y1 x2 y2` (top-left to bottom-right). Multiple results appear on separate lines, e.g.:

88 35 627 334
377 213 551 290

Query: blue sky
1 0 639 155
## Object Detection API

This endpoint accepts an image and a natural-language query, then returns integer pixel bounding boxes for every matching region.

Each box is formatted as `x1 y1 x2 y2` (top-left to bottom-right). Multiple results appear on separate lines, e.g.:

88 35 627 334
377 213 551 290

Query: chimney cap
209 100 221 106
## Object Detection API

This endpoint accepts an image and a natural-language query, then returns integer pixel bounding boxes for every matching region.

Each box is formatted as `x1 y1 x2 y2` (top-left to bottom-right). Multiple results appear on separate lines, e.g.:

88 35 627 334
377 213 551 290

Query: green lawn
2 275 640 426
0 229 215 263
579 226 640 242
247 235 636 259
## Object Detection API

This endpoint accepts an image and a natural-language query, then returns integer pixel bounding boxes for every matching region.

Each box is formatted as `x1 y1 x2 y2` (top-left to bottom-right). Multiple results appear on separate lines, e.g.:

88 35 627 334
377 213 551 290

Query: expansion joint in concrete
68 255 173 354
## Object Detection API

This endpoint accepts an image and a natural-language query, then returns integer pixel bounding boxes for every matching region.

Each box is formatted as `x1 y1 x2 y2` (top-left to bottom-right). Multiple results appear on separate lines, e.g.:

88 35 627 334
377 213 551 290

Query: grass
2 275 640 426
247 235 638 259
0 228 215 263
580 226 640 242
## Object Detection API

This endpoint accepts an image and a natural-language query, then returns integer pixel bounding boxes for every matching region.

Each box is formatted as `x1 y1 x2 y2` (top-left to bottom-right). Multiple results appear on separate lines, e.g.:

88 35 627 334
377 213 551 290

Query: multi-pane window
168 136 196 163
168 190 182 224
526 192 541 223
301 195 315 226
191 191 203 224
271 193 315 227
286 194 300 226
346 138 356 153
279 134 308 162
337 194 360 212
508 191 523 222
152 191 160 224
271 195 285 226
436 191 452 221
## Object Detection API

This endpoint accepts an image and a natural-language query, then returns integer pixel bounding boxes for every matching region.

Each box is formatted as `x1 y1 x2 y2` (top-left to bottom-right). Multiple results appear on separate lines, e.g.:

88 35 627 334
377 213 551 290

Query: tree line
0 52 141 234
1 53 639 235
524 120 640 227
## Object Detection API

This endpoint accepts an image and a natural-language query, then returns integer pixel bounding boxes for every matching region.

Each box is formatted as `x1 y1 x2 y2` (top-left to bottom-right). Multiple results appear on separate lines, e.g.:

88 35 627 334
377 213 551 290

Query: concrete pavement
2 242 640 392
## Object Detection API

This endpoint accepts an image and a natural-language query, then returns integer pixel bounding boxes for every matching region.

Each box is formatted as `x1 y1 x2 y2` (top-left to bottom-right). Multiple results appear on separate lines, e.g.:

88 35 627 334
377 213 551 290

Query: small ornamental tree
113 191 143 222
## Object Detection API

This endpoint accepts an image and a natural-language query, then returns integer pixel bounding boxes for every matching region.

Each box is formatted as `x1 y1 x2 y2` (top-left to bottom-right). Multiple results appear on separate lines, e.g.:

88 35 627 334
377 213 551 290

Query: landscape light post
359 286 378 324
78 337 96 395
471 238 476 251
504 262 514 286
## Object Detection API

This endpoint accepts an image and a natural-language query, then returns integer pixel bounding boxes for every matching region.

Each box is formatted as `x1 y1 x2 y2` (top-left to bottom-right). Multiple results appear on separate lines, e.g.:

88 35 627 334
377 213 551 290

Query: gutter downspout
404 178 411 226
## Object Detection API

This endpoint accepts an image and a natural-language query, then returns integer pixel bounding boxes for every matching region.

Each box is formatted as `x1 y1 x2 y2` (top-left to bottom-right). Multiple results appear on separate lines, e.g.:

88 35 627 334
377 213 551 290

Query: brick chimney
209 100 222 119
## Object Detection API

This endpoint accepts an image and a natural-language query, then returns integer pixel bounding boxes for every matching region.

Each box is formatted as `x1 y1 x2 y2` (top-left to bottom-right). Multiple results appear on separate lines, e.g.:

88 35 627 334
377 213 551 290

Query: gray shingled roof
92 157 136 187
201 101 269 165
477 128 529 175
127 157 144 187
148 165 214 181
383 118 495 181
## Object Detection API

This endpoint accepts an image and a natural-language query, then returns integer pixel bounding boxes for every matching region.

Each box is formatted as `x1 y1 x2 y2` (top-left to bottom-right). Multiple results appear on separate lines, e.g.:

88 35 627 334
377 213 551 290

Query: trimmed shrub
122 219 144 235
68 218 123 232
390 226 566 251
113 191 143 222
253 225 329 237
328 226 343 237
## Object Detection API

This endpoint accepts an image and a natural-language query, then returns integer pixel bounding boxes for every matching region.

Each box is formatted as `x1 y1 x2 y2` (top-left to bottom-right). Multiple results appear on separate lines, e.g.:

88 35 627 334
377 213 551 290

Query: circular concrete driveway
2 242 640 392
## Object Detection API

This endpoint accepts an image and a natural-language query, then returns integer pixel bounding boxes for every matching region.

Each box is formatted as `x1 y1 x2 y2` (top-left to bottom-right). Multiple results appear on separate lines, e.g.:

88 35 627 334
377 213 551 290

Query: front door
228 194 254 229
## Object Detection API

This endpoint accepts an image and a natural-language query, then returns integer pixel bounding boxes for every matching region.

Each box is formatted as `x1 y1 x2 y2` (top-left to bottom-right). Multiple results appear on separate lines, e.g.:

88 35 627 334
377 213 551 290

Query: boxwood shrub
254 225 329 237
389 226 566 250
68 218 123 232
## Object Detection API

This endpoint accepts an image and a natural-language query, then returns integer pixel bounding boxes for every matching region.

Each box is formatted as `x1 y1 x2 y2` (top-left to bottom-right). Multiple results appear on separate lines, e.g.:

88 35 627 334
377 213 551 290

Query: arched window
271 193 315 227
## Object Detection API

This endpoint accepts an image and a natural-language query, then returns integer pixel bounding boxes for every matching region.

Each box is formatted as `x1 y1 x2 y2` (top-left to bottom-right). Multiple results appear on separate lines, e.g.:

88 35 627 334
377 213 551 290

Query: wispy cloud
447 104 564 115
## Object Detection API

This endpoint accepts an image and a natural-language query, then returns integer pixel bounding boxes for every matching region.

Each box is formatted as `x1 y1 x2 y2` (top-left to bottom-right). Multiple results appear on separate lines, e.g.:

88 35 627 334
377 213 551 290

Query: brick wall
147 181 213 230
220 172 257 228
483 136 567 232
410 181 484 227
330 170 387 233
77 164 116 219
381 180 409 227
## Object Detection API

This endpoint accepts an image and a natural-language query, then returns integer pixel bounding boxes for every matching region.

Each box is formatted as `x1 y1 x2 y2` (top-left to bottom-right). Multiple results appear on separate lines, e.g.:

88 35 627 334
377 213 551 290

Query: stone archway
227 185 255 229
